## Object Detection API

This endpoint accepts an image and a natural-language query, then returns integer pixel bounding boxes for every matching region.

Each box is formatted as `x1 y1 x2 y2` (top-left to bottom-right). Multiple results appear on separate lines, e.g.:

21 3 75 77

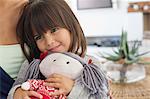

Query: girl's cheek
36 43 43 52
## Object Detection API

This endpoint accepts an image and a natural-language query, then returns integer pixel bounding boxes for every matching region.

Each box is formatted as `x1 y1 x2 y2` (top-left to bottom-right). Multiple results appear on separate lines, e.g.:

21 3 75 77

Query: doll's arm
23 79 67 99
21 79 44 91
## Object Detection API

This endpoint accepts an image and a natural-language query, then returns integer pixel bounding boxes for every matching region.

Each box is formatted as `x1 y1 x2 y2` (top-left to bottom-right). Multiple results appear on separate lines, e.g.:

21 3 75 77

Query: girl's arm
7 60 29 99
13 88 43 99
7 60 43 99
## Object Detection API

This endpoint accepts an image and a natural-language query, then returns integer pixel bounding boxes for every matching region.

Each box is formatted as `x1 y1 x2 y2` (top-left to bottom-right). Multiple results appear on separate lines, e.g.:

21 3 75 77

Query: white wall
67 0 144 41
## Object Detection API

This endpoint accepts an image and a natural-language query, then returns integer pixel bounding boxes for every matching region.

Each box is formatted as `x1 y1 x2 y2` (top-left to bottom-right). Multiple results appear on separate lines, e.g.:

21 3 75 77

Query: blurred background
65 0 150 59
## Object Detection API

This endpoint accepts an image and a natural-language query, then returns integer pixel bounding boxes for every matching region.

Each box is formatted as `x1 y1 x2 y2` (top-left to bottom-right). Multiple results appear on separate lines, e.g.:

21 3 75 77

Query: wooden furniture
128 1 150 13
110 58 150 99
143 13 150 39
128 1 150 39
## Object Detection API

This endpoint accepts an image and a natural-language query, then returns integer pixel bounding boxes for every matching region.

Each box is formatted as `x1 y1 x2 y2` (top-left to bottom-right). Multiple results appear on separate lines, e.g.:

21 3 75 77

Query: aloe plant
101 30 149 65
100 30 150 83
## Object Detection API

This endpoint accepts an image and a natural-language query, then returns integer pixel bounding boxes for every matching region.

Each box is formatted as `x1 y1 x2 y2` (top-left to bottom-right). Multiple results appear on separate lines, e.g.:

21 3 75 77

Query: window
77 0 112 10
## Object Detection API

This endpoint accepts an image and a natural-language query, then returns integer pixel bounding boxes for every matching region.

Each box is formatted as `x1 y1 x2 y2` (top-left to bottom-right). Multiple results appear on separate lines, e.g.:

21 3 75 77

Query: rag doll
21 52 109 99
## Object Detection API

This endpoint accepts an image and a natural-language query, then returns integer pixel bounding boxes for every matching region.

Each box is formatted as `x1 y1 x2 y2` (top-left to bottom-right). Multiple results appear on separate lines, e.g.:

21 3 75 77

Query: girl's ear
24 59 41 80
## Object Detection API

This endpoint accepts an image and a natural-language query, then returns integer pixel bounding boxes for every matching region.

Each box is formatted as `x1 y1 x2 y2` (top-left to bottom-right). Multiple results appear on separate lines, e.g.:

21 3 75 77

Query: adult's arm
0 0 28 45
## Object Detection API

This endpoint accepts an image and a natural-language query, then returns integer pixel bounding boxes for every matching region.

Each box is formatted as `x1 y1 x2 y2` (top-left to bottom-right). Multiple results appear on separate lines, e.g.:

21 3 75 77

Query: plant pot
103 61 146 83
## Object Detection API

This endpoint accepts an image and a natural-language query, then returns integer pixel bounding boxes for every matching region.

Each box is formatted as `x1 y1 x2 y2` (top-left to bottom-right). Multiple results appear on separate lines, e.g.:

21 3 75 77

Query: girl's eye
51 27 60 33
34 35 42 41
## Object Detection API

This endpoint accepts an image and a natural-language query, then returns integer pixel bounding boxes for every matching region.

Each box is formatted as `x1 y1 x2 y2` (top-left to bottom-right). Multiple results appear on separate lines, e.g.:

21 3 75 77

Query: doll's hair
17 0 87 62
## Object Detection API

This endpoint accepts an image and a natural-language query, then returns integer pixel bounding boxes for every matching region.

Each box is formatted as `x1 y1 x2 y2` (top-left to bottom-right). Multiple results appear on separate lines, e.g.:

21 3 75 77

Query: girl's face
34 27 71 53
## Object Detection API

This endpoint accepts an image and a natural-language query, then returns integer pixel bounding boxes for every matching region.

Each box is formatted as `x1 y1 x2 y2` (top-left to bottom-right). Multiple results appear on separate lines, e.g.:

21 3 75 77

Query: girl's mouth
48 44 61 52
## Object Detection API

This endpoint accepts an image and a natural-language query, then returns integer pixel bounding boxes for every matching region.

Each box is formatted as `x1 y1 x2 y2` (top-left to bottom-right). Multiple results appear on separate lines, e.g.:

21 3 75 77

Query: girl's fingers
44 73 74 96
45 77 61 83
27 91 43 99
50 89 64 96
48 73 63 78
44 82 61 88
24 96 31 99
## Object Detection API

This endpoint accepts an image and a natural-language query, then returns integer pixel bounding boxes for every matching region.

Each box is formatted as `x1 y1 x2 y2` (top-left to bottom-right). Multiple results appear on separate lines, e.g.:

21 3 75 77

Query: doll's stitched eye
53 59 56 62
66 61 70 64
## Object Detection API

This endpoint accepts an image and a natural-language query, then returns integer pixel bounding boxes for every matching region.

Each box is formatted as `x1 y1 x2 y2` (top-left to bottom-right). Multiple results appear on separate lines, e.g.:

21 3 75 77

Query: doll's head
39 52 83 79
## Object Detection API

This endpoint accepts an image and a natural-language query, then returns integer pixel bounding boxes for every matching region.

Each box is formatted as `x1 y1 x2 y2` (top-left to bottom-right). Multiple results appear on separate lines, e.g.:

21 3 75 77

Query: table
110 59 150 99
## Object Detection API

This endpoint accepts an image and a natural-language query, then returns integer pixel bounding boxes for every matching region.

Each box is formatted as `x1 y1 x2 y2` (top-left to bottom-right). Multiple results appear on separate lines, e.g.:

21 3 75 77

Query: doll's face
39 53 83 79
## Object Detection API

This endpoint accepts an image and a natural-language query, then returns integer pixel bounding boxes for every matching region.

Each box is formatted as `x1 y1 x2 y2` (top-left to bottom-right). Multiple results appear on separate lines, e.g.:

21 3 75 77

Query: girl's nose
45 33 54 47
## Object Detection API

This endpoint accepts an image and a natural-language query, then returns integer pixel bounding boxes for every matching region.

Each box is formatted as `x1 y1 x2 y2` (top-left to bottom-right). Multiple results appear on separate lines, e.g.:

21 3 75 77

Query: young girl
8 0 110 98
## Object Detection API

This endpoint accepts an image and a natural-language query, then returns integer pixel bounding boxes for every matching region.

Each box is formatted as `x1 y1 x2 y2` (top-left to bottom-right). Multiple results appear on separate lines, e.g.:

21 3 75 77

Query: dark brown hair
17 0 87 62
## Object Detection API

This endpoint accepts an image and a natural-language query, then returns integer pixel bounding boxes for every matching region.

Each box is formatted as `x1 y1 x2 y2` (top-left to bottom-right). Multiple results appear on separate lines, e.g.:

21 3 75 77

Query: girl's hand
14 87 43 99
45 73 74 96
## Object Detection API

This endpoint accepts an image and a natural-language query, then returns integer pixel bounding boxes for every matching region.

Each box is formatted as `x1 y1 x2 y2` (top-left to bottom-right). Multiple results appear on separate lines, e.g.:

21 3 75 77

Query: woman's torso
0 0 28 79
0 44 26 79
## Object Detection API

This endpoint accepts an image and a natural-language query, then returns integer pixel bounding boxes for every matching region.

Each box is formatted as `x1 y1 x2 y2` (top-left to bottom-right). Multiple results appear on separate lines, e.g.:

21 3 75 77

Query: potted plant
101 30 150 83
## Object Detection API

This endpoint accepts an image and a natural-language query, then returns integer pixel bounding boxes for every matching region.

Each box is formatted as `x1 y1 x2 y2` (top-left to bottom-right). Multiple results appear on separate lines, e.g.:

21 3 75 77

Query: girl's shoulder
19 59 30 71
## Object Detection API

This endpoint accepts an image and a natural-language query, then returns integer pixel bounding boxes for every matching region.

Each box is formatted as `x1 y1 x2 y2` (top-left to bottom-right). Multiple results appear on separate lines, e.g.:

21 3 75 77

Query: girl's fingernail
40 95 43 99
43 82 46 85
24 96 30 99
